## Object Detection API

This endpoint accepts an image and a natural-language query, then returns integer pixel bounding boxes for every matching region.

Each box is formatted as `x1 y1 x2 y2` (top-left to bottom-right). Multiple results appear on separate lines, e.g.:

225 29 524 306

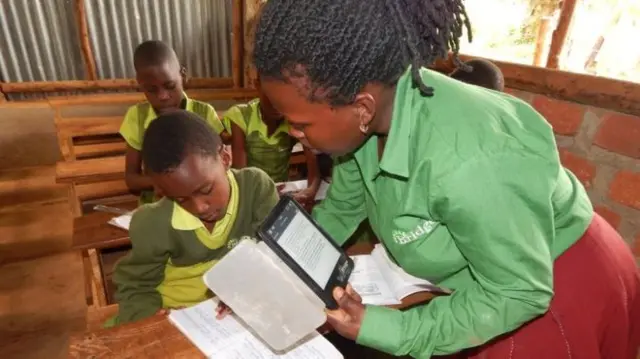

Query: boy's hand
216 301 232 319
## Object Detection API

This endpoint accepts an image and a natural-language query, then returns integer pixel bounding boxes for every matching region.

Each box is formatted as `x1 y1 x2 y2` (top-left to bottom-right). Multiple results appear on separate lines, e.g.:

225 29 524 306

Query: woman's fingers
345 284 363 303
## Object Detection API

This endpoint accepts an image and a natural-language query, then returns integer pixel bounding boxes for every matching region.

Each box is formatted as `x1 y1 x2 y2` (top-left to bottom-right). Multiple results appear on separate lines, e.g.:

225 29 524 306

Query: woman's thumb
334 287 359 314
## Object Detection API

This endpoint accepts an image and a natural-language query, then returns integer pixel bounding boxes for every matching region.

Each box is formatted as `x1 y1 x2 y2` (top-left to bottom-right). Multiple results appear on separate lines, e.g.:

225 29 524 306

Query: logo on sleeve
392 220 439 245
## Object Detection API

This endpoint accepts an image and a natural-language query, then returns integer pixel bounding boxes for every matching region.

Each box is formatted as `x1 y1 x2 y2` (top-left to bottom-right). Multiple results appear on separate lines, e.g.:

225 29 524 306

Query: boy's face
152 148 232 223
137 62 186 115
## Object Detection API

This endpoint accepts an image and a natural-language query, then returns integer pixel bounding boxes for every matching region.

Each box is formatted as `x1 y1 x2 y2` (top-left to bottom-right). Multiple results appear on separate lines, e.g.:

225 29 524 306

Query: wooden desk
69 291 435 359
69 314 202 359
69 240 436 358
72 211 132 251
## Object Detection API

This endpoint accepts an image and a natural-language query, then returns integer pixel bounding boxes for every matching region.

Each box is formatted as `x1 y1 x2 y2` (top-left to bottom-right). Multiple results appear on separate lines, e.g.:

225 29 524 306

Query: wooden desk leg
88 248 108 308
69 184 82 218
81 250 94 306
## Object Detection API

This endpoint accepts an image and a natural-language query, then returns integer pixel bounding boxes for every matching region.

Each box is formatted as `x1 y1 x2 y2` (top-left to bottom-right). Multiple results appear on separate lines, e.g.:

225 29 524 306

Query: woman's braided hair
252 0 472 105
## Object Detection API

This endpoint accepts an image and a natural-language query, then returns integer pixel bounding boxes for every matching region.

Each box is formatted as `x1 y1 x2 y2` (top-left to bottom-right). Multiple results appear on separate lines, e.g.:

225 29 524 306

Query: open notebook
349 244 450 306
168 299 342 359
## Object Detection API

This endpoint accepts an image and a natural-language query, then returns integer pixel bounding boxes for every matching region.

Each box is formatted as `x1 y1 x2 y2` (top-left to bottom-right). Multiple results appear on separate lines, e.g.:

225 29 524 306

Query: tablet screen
265 200 341 288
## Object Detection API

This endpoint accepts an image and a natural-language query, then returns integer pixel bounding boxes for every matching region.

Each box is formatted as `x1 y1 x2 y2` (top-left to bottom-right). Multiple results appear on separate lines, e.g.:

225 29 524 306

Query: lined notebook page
168 299 343 359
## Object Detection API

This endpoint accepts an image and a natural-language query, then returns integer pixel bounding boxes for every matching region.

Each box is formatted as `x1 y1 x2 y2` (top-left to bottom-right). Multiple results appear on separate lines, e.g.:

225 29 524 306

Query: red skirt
442 213 640 359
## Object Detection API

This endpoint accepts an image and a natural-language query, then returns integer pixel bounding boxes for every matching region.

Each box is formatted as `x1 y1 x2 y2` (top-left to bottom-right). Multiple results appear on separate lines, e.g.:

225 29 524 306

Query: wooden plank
75 141 127 159
546 0 578 69
432 54 640 117
2 77 235 94
69 314 204 359
55 156 125 184
88 248 108 307
74 0 97 80
75 180 130 201
232 0 244 88
72 211 133 251
57 116 122 137
82 250 95 306
87 304 119 332
48 88 257 107
533 17 552 66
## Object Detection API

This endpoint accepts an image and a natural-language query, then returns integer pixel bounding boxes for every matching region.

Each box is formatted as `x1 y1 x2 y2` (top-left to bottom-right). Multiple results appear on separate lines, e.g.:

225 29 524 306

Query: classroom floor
0 166 87 359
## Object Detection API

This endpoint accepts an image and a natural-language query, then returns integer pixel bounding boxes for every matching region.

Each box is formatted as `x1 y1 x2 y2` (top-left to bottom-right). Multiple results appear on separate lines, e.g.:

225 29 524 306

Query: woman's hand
292 188 316 211
216 301 232 319
325 285 365 341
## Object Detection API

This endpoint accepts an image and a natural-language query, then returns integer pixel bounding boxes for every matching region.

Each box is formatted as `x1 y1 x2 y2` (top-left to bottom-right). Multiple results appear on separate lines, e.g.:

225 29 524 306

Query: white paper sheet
169 299 342 359
107 213 132 231
348 255 401 306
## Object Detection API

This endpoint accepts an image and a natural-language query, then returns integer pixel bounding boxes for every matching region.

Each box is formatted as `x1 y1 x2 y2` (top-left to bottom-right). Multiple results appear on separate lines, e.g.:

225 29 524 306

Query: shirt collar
171 170 238 231
378 67 420 179
148 92 192 122
252 100 290 138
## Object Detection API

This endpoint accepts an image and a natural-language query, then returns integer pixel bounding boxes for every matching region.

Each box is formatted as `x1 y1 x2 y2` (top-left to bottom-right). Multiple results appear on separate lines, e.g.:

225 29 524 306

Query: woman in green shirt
251 0 640 358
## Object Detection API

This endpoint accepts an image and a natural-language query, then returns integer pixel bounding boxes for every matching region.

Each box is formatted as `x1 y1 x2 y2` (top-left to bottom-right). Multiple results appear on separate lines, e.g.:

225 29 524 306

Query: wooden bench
51 89 259 217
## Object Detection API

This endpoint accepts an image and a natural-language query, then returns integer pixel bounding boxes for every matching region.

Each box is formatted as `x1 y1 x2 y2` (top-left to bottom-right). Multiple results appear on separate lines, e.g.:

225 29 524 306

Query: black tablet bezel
257 196 354 309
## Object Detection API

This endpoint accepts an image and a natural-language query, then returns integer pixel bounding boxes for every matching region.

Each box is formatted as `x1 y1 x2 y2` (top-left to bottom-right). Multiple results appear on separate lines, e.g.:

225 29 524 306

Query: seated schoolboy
223 77 321 208
449 58 505 92
112 110 278 325
120 40 227 204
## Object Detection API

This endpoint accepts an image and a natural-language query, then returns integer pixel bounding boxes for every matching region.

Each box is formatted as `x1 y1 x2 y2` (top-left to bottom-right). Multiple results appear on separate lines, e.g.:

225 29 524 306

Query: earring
359 123 369 134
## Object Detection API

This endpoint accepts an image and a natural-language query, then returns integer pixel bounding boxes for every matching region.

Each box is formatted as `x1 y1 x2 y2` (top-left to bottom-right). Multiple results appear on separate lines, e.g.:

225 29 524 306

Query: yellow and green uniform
119 94 225 204
223 99 295 182
313 68 593 357
112 168 278 325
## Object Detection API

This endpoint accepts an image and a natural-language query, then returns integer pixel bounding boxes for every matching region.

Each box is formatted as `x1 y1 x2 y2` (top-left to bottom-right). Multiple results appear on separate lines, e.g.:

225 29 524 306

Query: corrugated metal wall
0 0 85 82
0 0 232 85
85 0 232 79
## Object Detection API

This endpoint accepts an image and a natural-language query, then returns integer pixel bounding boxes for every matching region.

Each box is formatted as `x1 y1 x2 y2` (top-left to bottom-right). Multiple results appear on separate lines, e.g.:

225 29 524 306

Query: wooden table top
71 201 138 251
68 291 435 359
68 240 436 358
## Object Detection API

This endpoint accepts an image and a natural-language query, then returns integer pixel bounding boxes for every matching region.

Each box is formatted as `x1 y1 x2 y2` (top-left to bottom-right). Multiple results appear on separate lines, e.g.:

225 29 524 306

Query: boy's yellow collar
171 170 239 231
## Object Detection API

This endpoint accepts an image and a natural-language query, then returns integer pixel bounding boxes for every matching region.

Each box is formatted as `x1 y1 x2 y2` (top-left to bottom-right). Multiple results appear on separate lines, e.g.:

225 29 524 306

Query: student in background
223 77 321 209
120 40 227 204
449 58 505 92
112 111 278 325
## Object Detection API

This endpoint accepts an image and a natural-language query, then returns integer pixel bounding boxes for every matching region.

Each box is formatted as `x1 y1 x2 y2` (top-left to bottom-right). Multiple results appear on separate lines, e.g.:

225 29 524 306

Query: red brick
559 149 596 189
594 206 621 229
532 96 585 135
609 170 640 210
593 112 640 159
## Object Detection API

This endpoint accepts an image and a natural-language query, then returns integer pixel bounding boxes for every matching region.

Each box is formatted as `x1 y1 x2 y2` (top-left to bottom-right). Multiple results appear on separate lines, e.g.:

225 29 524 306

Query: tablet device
257 196 354 309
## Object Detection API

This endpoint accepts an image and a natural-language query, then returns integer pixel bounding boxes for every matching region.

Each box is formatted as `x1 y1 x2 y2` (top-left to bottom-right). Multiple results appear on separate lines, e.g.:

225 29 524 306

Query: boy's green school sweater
113 168 278 325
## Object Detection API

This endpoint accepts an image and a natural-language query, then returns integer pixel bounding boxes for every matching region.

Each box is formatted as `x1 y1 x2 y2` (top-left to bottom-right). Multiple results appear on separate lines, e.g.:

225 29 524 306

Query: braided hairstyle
142 110 221 174
252 0 472 106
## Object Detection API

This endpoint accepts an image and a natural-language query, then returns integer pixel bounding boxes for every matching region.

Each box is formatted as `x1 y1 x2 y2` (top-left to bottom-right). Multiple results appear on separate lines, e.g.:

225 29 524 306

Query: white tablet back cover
203 239 326 351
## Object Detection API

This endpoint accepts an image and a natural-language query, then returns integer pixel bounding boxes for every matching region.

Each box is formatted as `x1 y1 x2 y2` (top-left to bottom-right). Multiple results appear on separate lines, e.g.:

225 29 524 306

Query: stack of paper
169 299 343 359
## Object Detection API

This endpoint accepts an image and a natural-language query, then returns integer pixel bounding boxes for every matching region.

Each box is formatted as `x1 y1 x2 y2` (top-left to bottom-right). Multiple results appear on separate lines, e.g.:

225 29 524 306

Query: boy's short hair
133 40 179 71
142 110 222 174
450 59 505 92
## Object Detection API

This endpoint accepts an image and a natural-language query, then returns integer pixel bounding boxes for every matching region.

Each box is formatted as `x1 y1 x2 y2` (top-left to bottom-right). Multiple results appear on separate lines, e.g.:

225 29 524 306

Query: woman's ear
353 92 376 133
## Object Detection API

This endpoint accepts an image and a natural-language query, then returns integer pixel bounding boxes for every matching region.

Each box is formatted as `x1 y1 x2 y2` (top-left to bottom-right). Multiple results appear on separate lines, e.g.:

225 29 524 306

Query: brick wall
507 89 640 262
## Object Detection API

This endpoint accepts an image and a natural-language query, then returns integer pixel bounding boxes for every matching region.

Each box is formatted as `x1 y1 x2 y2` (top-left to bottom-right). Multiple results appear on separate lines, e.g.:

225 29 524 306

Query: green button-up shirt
312 68 592 358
